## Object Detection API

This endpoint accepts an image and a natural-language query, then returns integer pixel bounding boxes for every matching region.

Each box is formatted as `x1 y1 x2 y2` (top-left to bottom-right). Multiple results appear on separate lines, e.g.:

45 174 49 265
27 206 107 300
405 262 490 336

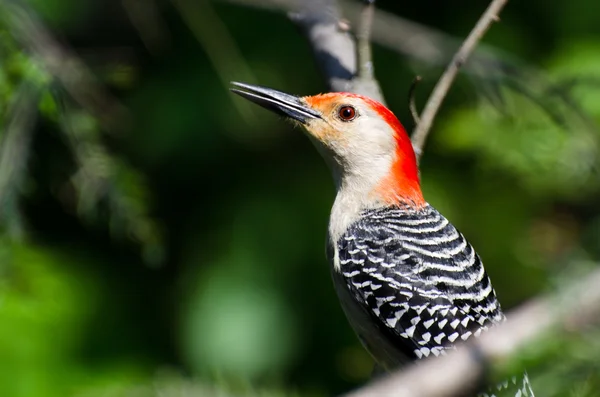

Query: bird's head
231 82 424 208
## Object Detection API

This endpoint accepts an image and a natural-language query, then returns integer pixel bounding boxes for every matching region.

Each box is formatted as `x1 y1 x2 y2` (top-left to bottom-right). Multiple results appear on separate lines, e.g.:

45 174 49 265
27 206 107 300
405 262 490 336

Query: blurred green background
1 0 600 396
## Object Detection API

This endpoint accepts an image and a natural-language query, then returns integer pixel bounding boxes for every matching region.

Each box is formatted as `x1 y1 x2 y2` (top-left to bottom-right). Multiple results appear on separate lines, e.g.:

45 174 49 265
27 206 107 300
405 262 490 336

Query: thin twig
410 0 509 161
356 0 375 79
221 0 496 72
289 0 384 102
342 266 600 397
408 75 422 125
349 0 384 103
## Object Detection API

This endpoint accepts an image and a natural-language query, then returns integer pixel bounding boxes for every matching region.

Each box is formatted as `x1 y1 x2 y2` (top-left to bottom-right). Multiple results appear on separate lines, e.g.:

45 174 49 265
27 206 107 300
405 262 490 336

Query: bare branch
222 0 498 72
349 0 384 103
343 3 467 70
343 266 600 397
223 0 593 156
241 0 380 101
2 0 129 132
289 0 384 102
220 0 510 108
356 0 375 80
287 1 356 91
410 0 509 160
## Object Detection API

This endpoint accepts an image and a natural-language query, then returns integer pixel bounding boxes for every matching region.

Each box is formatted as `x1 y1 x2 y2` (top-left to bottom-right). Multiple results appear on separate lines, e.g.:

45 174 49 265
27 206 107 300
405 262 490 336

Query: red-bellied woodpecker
231 82 534 397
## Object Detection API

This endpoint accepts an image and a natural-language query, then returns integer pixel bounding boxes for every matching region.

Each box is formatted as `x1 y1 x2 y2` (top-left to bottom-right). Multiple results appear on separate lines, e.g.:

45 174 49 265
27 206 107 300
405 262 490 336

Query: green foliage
0 240 149 396
439 55 600 199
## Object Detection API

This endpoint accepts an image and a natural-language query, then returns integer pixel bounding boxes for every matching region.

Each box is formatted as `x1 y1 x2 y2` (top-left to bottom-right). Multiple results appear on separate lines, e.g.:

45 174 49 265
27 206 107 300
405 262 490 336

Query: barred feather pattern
335 204 534 397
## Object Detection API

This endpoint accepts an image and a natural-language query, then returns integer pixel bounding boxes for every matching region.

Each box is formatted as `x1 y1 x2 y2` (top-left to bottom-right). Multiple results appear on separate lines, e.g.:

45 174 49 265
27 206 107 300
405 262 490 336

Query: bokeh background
1 0 600 396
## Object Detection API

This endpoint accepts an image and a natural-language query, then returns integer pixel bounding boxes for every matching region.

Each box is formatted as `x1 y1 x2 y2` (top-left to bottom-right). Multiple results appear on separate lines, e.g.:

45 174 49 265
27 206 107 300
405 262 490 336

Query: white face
301 96 399 189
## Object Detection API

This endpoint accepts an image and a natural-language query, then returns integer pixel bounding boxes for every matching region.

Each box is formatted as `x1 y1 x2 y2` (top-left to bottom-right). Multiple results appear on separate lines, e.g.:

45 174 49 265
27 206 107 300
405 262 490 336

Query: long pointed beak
230 82 322 124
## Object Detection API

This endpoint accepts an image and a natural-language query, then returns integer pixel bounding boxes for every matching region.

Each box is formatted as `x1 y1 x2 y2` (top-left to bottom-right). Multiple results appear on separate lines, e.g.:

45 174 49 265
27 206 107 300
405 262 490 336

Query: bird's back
329 204 504 367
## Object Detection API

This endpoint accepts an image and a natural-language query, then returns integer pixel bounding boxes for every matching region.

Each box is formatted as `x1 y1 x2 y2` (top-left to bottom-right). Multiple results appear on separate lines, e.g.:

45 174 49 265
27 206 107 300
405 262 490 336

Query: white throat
327 152 394 246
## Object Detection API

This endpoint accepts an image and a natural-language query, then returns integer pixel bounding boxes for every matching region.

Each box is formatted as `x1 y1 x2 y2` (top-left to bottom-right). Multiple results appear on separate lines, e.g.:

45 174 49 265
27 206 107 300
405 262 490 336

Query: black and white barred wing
337 205 505 360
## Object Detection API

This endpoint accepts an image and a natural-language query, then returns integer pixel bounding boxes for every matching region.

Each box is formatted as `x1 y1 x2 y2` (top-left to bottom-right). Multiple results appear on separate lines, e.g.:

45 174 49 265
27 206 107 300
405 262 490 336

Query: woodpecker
231 82 534 397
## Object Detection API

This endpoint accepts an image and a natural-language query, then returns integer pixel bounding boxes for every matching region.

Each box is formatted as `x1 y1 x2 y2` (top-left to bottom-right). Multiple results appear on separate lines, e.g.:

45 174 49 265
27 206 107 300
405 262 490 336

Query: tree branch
287 1 353 91
350 0 384 103
287 0 384 102
356 0 375 80
222 0 503 74
342 266 600 397
410 0 508 161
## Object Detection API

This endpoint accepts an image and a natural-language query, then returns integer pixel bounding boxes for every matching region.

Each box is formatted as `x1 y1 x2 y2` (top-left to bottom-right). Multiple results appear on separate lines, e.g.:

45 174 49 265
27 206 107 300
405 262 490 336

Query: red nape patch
358 95 425 208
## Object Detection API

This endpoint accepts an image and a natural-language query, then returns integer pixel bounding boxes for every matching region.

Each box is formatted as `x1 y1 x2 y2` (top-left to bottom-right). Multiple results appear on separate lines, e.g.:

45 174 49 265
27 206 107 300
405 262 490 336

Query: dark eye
338 105 356 121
